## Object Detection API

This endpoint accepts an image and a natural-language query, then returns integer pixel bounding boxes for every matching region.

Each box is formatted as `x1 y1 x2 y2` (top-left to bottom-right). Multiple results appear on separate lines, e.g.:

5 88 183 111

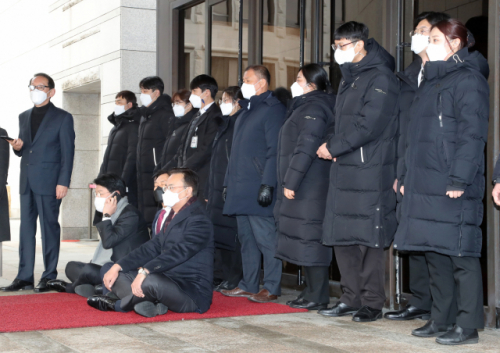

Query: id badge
190 136 198 148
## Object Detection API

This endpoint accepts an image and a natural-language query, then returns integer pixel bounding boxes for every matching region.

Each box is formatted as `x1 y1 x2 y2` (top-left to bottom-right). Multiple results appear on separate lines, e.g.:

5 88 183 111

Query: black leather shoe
87 295 118 311
352 306 382 322
94 284 103 295
134 301 168 318
286 293 304 306
75 284 96 298
289 298 328 310
436 325 479 345
318 302 360 317
384 304 431 321
412 319 454 337
213 278 223 289
0 279 34 292
216 280 238 292
34 278 51 293
46 279 69 293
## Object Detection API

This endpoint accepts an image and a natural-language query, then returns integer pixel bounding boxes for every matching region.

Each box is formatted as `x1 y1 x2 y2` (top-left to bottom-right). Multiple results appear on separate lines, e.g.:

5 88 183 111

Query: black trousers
64 261 102 293
425 252 483 329
334 245 386 310
303 266 330 304
408 253 433 311
112 270 199 313
213 239 243 286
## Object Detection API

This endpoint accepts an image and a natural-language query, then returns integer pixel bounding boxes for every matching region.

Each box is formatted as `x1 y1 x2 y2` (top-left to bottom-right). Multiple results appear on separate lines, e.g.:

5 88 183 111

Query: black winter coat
136 94 175 226
206 106 246 251
0 128 10 242
223 92 286 217
322 39 399 249
274 91 335 267
394 48 489 258
154 109 198 174
99 107 141 207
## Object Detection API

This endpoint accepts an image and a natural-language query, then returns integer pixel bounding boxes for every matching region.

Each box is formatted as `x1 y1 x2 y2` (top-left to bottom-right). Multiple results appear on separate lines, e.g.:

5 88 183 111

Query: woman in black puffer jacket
274 64 336 310
394 19 489 344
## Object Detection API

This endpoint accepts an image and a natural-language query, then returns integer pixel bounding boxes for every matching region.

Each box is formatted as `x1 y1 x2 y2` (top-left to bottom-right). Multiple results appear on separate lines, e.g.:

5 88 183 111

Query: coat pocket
252 157 264 176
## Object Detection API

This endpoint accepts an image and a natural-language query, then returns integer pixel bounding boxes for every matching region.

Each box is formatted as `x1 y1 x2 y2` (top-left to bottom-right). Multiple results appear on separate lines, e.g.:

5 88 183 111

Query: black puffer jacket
322 39 399 249
154 109 199 174
394 48 489 258
206 105 246 250
99 107 141 207
0 127 10 242
136 94 175 226
274 91 335 267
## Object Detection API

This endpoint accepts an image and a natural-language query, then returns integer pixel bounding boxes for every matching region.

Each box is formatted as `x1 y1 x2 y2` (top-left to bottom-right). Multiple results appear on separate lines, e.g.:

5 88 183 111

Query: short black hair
222 86 244 102
414 11 451 28
245 65 271 85
190 74 218 99
116 90 137 106
334 21 369 42
273 87 292 106
93 173 127 196
153 168 170 180
167 168 199 197
140 76 164 95
30 73 55 89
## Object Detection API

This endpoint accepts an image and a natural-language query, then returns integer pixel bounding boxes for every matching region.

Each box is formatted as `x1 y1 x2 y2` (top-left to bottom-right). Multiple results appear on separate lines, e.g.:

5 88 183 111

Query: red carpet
0 292 306 332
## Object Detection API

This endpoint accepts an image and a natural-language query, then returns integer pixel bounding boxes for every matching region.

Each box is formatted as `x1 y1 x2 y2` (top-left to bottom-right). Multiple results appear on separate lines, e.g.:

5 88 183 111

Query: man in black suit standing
0 73 75 293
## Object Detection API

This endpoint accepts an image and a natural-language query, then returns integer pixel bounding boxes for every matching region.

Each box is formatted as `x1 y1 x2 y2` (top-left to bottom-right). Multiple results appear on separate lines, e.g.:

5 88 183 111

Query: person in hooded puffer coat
275 64 335 311
316 22 399 322
394 19 489 345
136 76 175 228
99 90 141 208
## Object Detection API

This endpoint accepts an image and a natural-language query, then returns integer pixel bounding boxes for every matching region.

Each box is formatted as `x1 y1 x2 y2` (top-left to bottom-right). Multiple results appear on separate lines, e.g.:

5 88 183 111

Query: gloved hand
257 184 274 207
222 187 227 202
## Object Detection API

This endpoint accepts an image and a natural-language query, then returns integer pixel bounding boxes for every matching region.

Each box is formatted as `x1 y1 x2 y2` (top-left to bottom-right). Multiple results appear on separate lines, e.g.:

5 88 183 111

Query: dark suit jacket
0 127 10 242
15 102 75 195
117 200 214 313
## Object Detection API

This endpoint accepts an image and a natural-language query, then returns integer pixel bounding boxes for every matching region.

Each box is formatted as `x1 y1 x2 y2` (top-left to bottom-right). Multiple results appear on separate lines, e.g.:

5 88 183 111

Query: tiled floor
1 220 500 353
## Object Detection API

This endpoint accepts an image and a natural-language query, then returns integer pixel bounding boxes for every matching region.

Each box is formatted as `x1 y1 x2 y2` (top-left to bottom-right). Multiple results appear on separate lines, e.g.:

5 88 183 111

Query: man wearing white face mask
1 73 75 294
89 168 214 318
99 90 141 208
385 11 451 323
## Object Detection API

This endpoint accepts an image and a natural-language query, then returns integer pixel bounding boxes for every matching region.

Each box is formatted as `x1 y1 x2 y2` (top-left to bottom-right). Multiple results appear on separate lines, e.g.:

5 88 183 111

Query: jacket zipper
458 211 463 256
225 139 229 161
438 93 443 128
360 147 365 163
443 141 449 164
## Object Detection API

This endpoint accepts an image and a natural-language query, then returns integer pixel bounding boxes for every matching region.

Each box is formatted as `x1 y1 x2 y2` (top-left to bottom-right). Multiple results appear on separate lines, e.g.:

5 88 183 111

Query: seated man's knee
65 261 79 280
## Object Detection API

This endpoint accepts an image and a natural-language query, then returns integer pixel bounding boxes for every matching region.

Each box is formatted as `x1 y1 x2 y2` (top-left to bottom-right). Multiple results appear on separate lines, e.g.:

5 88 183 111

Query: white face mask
173 104 185 117
114 104 126 116
241 81 260 99
291 82 308 98
220 102 234 116
162 188 188 208
30 89 48 105
94 194 112 213
411 34 429 54
140 93 153 107
334 42 360 65
189 94 202 109
426 43 452 61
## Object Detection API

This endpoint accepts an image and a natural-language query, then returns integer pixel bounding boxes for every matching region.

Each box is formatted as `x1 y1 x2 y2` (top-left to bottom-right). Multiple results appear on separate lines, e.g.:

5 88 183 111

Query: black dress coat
99 107 141 207
206 105 246 251
136 94 175 226
117 200 214 314
154 109 199 174
0 128 10 242
274 91 336 267
394 48 489 258
322 39 400 249
494 158 500 183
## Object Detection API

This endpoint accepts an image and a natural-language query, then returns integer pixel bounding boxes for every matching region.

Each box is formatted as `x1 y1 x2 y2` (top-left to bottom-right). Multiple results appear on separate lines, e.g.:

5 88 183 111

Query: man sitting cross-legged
47 174 150 297
87 168 214 318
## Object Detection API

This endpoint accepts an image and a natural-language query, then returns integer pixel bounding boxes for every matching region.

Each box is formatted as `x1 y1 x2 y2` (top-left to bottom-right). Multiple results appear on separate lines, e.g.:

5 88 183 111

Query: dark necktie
155 209 167 235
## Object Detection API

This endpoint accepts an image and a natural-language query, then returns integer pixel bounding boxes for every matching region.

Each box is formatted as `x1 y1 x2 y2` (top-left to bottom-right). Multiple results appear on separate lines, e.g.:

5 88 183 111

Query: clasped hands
103 264 148 298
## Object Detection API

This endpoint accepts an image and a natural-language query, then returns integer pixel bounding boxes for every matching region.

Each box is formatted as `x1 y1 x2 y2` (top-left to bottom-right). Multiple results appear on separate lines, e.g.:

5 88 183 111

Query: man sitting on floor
47 174 150 297
87 168 214 318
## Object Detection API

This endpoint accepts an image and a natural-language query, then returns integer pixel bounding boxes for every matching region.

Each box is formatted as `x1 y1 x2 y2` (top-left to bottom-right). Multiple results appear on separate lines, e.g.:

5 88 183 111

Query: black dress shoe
289 298 328 310
352 306 382 322
34 278 51 293
215 280 238 292
94 284 103 295
46 279 69 293
286 294 304 306
384 304 431 321
412 319 454 337
436 325 479 345
75 284 97 298
318 302 360 317
0 279 34 292
134 301 168 318
87 295 118 311
213 278 223 289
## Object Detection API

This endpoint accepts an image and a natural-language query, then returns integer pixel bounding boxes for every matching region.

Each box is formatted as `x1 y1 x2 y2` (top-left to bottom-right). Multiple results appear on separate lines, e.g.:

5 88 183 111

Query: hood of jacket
424 47 489 81
173 108 198 130
287 90 336 115
108 106 141 126
141 94 171 117
340 38 396 83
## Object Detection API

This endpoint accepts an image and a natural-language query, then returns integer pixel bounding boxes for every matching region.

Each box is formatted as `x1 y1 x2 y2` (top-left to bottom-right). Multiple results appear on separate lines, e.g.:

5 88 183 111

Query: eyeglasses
331 40 359 51
162 185 186 192
93 190 111 198
218 99 233 105
28 84 51 91
172 102 184 106
410 28 430 37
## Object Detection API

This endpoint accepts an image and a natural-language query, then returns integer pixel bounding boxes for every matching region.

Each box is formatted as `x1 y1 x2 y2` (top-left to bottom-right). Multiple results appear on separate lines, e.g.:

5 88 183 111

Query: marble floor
1 220 500 353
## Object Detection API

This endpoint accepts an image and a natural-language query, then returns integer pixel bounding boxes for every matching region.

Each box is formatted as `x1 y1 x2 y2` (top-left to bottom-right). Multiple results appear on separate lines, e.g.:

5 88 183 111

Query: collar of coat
423 47 489 81
108 106 141 126
141 94 171 118
247 91 280 110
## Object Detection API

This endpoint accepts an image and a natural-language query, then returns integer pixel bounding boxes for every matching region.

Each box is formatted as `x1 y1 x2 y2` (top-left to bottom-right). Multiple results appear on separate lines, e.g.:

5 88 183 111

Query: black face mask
153 187 164 203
